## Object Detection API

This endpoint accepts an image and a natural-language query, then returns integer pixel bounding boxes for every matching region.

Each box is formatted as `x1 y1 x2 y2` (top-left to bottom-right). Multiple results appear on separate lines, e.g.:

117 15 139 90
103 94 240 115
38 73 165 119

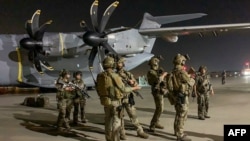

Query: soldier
55 69 74 131
72 71 88 125
147 56 167 133
172 54 193 141
221 70 226 85
96 56 141 141
194 66 214 120
116 57 149 140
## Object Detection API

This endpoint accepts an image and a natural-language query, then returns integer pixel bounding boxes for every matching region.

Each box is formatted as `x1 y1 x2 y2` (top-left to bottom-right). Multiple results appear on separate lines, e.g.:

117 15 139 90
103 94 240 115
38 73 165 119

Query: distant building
138 75 149 87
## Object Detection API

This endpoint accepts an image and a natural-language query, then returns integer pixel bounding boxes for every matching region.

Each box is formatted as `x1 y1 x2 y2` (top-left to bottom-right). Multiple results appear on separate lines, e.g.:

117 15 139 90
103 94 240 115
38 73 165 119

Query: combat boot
81 118 88 123
177 135 191 141
155 123 164 129
149 125 155 133
120 134 127 140
137 131 149 139
198 116 205 120
204 115 210 118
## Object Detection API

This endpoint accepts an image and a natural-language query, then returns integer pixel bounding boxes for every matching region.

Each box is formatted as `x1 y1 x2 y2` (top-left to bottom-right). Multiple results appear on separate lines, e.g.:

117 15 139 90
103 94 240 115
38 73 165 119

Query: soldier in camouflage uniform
55 69 74 131
147 56 167 133
72 71 88 125
194 66 214 120
96 56 141 141
172 54 194 141
116 57 149 140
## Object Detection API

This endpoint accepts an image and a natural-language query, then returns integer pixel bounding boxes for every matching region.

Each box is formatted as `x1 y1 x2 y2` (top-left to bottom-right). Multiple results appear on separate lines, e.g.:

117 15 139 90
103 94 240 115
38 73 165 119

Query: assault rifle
121 79 143 99
57 80 91 98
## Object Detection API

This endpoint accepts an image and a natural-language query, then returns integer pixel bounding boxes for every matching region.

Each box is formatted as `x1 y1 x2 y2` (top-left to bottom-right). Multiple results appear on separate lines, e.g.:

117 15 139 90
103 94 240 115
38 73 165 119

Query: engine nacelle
163 36 178 43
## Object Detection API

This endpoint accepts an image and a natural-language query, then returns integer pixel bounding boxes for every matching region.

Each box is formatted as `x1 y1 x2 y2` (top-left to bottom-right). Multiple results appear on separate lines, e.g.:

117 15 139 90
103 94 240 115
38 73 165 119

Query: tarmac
0 76 250 141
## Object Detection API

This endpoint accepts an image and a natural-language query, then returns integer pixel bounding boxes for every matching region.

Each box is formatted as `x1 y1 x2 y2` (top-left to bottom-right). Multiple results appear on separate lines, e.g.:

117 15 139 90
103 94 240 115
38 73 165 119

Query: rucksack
96 71 123 106
172 70 182 92
96 72 113 97
166 73 174 92
165 73 176 105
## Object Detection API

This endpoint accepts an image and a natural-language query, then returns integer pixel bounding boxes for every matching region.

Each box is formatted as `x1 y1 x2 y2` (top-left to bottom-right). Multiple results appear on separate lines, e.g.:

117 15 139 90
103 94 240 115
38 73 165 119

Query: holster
116 105 123 118
128 94 135 106
177 93 186 104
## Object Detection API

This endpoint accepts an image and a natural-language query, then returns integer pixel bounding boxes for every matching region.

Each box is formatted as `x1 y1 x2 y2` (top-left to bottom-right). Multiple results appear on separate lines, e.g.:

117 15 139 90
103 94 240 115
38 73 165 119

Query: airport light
246 62 249 69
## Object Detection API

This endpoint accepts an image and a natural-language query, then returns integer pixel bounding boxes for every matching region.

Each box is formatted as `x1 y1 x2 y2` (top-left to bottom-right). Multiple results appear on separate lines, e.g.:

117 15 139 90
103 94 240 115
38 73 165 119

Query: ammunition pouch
198 85 208 94
100 97 111 106
108 87 123 100
180 84 189 94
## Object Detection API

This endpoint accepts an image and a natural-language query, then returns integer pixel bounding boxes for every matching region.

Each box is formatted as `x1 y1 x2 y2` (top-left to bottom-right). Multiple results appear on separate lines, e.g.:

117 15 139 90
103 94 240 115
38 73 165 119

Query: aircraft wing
139 23 250 37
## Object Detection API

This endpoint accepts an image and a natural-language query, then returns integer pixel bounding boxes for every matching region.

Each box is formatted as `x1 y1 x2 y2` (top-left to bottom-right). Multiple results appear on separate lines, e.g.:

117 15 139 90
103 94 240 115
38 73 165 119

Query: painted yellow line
16 47 23 82
59 33 64 56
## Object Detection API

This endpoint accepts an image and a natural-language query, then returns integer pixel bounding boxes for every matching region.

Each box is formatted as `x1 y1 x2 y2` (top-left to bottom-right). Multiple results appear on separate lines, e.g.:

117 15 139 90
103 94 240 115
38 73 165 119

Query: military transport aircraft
1 0 250 88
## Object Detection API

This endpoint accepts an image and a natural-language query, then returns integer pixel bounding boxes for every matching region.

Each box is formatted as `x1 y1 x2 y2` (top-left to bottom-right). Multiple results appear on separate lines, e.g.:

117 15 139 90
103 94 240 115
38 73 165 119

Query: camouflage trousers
104 101 122 141
73 98 86 123
174 96 189 138
197 93 209 118
150 92 164 128
57 98 73 128
120 99 144 136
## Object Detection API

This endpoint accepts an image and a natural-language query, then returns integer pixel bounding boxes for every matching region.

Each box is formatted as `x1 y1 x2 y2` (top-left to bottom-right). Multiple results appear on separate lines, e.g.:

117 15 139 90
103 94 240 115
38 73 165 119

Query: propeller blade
88 46 98 69
34 20 52 41
90 0 99 32
39 56 54 71
30 10 41 36
99 1 119 33
101 42 117 54
34 57 43 74
31 50 43 74
25 20 34 38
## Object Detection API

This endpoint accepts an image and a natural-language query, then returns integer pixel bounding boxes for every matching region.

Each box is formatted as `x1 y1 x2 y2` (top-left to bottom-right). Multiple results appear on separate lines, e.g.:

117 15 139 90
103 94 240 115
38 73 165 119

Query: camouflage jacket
72 79 85 99
172 65 192 95
96 69 133 100
55 77 74 99
117 69 137 86
195 74 211 94
147 69 159 86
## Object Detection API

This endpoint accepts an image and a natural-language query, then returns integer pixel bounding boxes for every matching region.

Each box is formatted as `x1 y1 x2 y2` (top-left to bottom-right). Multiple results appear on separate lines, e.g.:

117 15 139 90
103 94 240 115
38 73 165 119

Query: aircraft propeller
19 10 53 74
80 0 127 70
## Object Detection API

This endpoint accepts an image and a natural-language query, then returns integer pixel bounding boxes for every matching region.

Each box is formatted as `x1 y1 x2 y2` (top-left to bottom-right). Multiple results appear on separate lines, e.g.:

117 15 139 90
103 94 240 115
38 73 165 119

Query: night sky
1 0 250 75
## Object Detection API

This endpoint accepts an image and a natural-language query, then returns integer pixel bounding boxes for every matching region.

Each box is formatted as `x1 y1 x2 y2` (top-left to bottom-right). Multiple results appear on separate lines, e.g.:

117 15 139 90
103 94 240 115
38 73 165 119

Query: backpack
165 73 176 105
172 70 182 92
97 72 113 96
96 71 123 106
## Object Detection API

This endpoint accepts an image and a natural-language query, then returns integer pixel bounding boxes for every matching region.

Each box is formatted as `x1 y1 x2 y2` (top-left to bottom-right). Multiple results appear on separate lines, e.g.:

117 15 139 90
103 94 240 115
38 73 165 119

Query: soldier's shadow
185 131 223 141
13 110 103 141
136 107 198 119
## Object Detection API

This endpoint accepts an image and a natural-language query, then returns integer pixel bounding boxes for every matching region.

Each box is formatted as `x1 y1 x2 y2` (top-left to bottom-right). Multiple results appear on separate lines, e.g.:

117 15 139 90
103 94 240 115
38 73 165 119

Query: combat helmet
117 57 126 67
73 71 82 78
198 65 207 72
103 56 115 69
173 53 190 65
148 56 160 67
60 69 70 77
